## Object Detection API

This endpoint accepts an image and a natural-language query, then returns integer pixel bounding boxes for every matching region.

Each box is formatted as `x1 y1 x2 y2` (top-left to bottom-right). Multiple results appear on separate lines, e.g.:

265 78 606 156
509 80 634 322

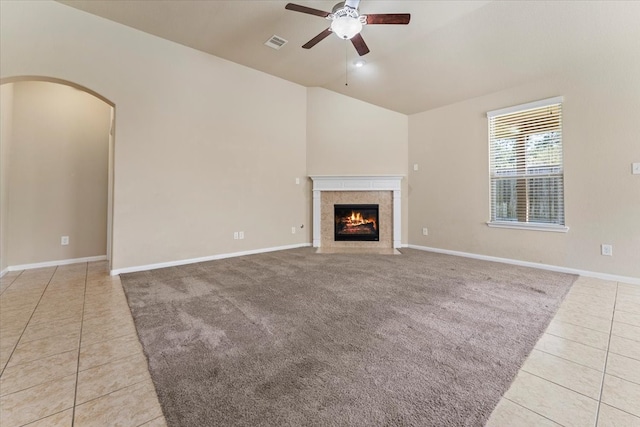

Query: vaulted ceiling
58 1 640 114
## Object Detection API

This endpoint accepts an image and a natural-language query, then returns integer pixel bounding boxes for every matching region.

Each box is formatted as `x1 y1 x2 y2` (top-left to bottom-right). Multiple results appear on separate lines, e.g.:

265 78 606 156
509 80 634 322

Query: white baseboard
407 245 640 286
7 255 107 272
0 267 8 278
110 243 312 276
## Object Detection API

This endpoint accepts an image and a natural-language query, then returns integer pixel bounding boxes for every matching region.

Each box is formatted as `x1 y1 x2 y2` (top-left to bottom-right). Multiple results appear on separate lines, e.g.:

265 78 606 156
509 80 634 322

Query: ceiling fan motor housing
330 3 364 39
332 2 355 14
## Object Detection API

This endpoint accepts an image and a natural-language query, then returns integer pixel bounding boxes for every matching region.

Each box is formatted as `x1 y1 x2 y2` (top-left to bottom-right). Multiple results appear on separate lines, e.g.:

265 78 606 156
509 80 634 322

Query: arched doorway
0 76 115 272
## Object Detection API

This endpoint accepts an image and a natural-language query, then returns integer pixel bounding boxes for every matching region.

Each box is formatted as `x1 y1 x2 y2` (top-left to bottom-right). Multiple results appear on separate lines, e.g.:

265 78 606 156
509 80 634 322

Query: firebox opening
334 204 379 241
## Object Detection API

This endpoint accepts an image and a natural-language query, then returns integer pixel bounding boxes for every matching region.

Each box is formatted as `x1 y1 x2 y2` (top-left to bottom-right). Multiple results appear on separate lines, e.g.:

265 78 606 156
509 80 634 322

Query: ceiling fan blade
351 33 370 56
364 14 411 25
285 3 330 18
302 28 333 49
344 0 361 9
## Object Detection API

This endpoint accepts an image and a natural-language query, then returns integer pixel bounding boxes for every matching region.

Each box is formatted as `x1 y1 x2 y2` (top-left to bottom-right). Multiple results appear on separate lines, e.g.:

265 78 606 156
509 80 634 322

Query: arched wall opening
0 76 115 273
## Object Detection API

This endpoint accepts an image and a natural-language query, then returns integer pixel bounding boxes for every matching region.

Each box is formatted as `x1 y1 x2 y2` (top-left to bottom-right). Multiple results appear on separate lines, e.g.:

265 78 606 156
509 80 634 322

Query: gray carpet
120 248 576 427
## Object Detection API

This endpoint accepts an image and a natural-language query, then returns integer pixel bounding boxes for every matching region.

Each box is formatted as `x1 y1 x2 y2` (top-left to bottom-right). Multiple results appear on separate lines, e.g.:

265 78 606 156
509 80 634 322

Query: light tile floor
1 263 638 426
0 262 166 427
488 277 640 427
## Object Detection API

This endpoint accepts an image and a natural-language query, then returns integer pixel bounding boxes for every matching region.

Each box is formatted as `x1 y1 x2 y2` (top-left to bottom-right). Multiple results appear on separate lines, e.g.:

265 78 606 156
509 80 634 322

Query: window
487 96 568 232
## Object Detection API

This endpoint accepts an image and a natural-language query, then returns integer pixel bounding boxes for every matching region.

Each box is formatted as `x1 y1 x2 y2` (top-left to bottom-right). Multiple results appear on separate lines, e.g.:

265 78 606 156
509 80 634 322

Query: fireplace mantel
309 175 403 248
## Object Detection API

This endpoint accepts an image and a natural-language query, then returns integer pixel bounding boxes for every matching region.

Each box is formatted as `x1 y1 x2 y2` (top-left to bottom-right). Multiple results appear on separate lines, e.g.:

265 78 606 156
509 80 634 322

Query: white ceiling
58 1 640 115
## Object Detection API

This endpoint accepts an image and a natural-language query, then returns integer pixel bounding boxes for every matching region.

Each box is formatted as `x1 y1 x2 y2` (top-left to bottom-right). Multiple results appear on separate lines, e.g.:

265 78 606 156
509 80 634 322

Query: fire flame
345 211 376 230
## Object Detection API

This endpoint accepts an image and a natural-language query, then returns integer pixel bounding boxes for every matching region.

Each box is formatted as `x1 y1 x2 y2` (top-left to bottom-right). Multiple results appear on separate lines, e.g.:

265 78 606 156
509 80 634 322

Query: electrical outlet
239 231 244 239
601 244 613 256
633 163 640 175
291 227 296 234
413 163 419 171
233 232 239 240
61 236 69 245
422 227 428 236
295 177 300 184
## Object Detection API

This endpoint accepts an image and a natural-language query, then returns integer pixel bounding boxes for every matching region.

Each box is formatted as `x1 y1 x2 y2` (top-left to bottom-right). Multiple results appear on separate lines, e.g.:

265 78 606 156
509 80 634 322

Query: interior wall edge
0 75 115 106
109 243 312 276
6 255 108 272
408 244 640 286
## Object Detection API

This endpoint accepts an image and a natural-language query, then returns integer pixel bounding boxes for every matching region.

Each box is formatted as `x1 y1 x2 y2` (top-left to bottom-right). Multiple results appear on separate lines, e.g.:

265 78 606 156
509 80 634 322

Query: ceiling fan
285 1 411 56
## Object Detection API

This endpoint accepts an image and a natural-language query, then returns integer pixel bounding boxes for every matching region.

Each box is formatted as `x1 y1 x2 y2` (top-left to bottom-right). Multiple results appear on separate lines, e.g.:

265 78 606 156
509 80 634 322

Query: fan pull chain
345 41 349 86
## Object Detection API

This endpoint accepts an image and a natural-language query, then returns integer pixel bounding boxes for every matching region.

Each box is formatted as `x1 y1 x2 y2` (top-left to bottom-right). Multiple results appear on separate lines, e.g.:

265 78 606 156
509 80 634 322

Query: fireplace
310 175 403 249
334 204 379 241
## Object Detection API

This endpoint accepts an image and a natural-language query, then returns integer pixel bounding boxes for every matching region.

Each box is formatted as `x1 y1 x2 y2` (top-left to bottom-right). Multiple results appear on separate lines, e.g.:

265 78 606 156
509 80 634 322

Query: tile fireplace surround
310 176 403 250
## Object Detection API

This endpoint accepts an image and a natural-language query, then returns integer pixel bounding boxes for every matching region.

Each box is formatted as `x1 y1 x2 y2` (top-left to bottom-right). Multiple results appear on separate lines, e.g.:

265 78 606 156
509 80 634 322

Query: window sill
487 221 569 233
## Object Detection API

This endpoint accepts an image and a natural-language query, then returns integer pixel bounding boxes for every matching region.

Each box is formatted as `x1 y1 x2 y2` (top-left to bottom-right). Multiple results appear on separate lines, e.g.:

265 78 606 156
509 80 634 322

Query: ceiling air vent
265 35 288 50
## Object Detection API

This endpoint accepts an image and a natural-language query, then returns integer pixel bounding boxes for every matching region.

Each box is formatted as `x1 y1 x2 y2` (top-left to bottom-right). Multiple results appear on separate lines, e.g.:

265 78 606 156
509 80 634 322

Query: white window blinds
488 97 565 228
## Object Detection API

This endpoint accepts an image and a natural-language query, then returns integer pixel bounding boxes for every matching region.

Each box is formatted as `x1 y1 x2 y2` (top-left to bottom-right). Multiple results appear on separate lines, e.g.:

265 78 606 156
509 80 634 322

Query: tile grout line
564 290 617 301
70 262 89 427
550 317 612 333
609 317 640 328
18 408 71 426
533 345 606 372
568 288 617 295
543 331 609 351
501 396 564 426
598 403 640 420
0 269 25 297
134 415 165 427
0 267 58 377
76 377 150 407
0 372 77 399
603 370 640 387
593 282 619 427
76 346 142 374
556 307 614 322
550 317 610 334
614 307 640 316
16 321 83 345
529 346 605 372
616 290 640 296
519 368 601 402
607 349 640 362
78 331 140 350
562 300 612 310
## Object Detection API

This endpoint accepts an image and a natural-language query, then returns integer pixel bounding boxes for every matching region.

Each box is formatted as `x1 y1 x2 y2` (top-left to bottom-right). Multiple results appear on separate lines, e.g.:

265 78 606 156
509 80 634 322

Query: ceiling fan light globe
331 16 362 39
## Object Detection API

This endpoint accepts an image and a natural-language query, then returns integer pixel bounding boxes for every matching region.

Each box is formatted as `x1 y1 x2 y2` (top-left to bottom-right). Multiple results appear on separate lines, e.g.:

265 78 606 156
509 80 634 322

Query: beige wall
0 84 13 272
408 52 640 278
2 1 637 278
1 1 309 271
4 81 111 266
307 87 409 243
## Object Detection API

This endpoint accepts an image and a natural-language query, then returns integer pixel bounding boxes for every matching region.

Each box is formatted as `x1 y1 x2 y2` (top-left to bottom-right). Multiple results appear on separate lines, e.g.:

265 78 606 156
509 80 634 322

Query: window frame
486 96 569 233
